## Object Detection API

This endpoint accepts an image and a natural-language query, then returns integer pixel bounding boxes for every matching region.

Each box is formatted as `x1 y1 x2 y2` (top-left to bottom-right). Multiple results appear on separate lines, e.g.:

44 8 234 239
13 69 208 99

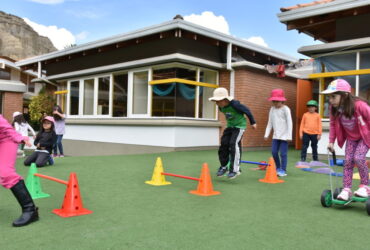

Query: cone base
259 178 285 184
145 180 172 186
31 193 50 199
53 208 93 218
189 190 221 196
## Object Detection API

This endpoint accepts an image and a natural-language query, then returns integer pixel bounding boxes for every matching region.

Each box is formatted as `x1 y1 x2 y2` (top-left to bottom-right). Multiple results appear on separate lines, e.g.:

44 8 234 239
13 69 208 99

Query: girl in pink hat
264 89 293 177
0 115 39 226
24 116 57 168
321 79 370 201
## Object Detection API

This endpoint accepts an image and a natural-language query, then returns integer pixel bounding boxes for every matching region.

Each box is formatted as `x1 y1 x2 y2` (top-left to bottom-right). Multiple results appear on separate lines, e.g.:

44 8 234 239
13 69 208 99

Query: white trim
0 80 27 92
93 78 98 115
47 53 223 80
67 81 71 115
79 79 84 115
195 68 200 118
109 74 113 116
230 69 235 97
356 51 360 96
16 19 296 67
227 43 232 70
278 0 370 22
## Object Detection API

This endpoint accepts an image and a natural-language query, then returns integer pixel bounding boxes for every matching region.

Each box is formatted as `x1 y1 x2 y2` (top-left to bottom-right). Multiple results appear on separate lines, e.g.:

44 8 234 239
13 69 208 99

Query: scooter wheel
333 188 342 199
321 189 333 207
366 199 370 216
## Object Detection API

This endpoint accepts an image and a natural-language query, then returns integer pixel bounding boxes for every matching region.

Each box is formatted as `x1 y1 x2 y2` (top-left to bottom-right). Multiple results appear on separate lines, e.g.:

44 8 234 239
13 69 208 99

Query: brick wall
218 67 297 148
2 92 23 122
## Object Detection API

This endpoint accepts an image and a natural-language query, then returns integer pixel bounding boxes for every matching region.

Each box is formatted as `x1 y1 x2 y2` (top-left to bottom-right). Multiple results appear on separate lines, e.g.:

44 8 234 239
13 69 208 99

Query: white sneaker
337 188 352 201
354 185 370 198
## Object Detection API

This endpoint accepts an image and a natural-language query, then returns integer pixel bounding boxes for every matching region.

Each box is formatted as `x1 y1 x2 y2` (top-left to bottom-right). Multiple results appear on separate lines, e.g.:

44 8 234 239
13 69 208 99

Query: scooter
320 150 370 215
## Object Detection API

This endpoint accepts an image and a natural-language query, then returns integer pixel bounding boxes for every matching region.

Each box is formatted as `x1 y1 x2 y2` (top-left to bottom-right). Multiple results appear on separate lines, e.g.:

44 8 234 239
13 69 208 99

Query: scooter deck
332 196 368 205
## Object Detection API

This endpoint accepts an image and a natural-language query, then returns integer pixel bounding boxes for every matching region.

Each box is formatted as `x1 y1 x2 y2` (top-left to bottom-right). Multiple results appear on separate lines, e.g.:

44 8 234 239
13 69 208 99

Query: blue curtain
153 83 203 100
152 83 175 96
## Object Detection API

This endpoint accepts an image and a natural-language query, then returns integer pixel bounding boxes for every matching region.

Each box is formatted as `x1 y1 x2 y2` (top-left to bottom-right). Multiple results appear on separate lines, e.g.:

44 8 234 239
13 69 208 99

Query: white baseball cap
13 111 22 118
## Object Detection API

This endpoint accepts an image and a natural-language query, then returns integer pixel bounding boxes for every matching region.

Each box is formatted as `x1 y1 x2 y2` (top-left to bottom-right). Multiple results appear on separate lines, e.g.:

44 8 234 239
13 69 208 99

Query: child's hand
24 140 32 147
300 135 303 140
327 143 334 152
264 137 268 141
317 135 321 140
251 124 257 129
36 143 40 148
33 135 36 139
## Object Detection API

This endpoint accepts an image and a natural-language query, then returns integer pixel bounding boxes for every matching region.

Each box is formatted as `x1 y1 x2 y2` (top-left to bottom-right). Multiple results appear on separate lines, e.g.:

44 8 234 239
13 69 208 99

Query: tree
28 88 55 127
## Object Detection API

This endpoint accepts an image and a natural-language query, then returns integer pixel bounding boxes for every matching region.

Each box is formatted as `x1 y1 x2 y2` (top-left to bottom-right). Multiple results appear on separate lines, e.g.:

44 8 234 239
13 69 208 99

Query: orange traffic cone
259 157 285 184
53 173 93 217
189 163 221 196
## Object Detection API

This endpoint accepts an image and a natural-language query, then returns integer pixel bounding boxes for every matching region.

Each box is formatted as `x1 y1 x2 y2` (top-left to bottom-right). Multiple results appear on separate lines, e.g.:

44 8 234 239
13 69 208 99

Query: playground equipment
320 151 370 215
25 164 92 217
241 160 268 170
258 157 284 184
146 157 220 196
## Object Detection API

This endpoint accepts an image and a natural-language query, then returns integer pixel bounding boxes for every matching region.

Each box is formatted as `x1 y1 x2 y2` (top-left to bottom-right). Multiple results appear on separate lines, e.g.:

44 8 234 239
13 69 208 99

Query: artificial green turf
0 149 369 250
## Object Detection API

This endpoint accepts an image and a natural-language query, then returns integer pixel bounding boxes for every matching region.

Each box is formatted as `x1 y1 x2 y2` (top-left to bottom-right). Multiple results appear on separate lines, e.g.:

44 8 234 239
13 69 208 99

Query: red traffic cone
53 173 93 217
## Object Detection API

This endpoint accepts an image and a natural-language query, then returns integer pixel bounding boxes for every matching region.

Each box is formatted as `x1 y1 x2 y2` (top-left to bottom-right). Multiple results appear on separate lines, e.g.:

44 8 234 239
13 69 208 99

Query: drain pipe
226 42 235 97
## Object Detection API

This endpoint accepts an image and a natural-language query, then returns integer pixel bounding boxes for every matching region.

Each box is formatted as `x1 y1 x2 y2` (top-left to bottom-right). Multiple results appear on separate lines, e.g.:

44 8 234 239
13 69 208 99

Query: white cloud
23 18 76 50
184 11 230 35
75 31 89 40
245 36 269 47
28 0 65 4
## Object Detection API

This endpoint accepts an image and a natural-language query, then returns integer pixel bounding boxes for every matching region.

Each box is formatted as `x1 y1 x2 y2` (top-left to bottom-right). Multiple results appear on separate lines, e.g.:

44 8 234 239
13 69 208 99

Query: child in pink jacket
321 79 370 201
0 115 39 227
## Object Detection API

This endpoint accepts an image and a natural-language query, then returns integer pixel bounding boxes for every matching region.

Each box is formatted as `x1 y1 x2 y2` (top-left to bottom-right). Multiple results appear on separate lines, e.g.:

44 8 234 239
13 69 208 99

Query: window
132 72 148 115
0 68 10 80
199 70 217 119
113 74 128 117
70 81 80 115
98 77 110 115
28 82 35 93
83 79 94 115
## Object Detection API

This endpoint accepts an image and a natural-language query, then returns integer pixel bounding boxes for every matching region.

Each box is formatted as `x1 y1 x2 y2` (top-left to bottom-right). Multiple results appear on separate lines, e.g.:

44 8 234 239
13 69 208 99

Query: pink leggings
0 141 22 188
343 139 369 188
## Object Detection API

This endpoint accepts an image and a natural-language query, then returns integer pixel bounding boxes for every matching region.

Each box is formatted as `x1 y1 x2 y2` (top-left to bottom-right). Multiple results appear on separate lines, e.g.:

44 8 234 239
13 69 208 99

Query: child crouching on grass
209 87 257 179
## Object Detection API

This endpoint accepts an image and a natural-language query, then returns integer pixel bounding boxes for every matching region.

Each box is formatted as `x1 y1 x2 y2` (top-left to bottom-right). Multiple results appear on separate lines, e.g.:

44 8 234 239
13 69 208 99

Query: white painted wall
63 125 219 147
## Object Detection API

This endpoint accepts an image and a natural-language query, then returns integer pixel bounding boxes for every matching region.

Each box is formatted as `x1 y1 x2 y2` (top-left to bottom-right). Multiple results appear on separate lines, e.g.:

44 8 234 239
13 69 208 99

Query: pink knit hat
43 116 55 123
268 89 286 101
321 79 351 94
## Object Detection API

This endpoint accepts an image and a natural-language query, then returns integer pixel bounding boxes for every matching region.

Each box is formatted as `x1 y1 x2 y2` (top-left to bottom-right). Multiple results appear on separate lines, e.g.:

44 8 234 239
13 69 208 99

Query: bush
28 88 55 127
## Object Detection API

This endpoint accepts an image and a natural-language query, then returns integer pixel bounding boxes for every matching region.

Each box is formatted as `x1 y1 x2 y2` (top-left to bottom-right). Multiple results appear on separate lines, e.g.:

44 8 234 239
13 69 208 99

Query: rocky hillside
0 11 57 60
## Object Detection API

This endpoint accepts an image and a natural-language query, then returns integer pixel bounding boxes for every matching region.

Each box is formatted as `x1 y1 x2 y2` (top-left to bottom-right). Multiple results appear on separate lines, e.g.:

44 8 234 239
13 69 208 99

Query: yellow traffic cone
145 157 172 186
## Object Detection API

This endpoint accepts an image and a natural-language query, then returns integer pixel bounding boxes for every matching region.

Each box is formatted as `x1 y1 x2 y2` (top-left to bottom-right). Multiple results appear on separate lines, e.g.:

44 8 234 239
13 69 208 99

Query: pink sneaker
53 154 58 158
354 185 370 198
59 155 65 158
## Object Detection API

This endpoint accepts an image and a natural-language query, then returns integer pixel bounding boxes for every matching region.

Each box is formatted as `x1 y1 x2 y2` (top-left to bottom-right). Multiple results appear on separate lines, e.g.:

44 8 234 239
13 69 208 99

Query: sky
1 0 323 59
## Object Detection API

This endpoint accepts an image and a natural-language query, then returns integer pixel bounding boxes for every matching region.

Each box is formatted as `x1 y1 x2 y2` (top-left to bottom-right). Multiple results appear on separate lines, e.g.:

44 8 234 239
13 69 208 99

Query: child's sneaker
59 155 65 158
337 188 352 201
227 171 241 179
354 185 370 198
53 154 58 158
277 170 287 177
216 166 228 177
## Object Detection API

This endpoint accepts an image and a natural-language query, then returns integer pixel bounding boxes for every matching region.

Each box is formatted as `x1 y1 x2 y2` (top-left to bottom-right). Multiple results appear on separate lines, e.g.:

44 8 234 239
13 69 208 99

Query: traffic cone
259 157 285 184
145 157 172 186
189 163 221 196
25 163 50 199
53 172 93 217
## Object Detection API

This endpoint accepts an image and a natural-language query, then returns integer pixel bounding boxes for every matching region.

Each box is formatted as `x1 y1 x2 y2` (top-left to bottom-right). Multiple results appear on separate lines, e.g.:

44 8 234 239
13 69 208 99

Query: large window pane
98 77 110 115
133 72 148 114
0 68 10 80
199 70 217 119
359 75 370 102
70 81 80 115
152 83 196 117
83 79 94 115
113 74 128 117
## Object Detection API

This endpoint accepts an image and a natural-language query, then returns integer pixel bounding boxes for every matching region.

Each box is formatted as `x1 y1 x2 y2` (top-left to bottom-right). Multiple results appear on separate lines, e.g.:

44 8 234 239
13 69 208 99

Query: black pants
301 133 319 161
24 151 50 167
219 127 244 173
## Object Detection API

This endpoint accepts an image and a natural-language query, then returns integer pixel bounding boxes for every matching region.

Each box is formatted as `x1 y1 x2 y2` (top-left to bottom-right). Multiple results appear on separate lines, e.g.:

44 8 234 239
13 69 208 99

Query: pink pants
0 140 22 189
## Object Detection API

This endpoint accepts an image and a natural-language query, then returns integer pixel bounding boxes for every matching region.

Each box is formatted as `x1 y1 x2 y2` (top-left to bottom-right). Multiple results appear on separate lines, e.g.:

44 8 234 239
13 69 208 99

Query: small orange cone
53 173 93 217
189 163 221 196
259 157 285 184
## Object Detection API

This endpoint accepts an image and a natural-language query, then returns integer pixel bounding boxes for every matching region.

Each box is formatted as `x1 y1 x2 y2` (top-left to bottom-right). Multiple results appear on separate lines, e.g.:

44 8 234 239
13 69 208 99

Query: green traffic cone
25 163 50 199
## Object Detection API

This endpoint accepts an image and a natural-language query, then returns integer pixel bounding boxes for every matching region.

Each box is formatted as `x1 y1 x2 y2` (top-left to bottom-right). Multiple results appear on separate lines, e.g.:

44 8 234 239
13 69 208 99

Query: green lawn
0 149 368 250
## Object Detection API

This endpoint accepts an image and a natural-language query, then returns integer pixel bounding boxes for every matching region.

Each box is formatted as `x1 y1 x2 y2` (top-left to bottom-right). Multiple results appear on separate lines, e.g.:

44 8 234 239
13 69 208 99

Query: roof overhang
299 36 370 56
278 0 370 22
16 19 296 69
0 80 27 93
